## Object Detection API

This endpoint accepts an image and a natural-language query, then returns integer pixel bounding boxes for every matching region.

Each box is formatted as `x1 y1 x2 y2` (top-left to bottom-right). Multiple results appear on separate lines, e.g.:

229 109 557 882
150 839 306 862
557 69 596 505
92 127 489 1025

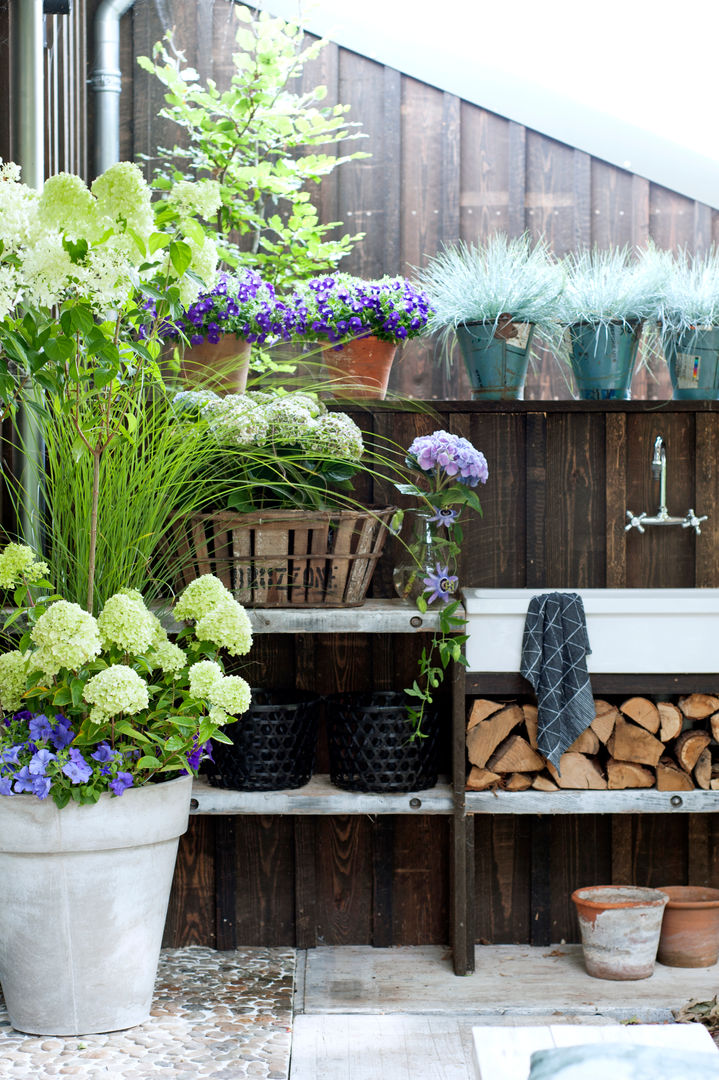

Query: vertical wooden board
163 816 216 948
372 817 395 947
130 0 172 176
687 815 713 889
549 816 612 944
545 412 605 586
627 815 687 889
605 413 627 587
524 132 576 253
314 816 374 944
239 634 297 691
625 411 696 588
460 104 511 241
649 183 696 250
693 203 714 253
473 816 532 944
631 175 651 249
215 816 238 949
233 816 297 946
611 816 635 886
695 413 719 586
392 817 449 945
296 38 341 229
453 410 526 588
572 150 592 250
399 76 448 400
590 162 635 248
382 67 403 276
336 49 394 280
439 92 461 247
525 411 547 587
530 816 552 946
312 633 374 694
507 122 527 238
294 816 319 949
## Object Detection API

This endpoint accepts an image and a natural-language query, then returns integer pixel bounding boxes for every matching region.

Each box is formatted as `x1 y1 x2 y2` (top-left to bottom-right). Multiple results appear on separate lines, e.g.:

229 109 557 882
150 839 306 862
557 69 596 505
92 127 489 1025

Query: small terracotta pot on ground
571 885 668 981
180 336 251 394
657 886 719 968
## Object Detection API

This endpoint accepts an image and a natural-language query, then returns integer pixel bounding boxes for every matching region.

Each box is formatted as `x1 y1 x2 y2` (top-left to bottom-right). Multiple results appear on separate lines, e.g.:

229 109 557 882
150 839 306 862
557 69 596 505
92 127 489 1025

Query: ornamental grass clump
557 245 667 328
0 545 253 808
289 273 433 347
657 247 719 336
173 386 366 512
416 233 563 352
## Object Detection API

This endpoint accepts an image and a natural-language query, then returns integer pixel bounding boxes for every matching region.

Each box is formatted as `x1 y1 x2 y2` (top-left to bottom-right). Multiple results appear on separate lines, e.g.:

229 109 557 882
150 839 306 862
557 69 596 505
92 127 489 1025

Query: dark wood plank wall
162 400 719 950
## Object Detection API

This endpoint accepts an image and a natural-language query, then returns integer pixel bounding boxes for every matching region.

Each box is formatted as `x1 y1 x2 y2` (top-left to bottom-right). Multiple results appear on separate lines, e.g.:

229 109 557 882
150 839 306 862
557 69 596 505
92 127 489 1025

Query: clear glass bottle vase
392 510 458 603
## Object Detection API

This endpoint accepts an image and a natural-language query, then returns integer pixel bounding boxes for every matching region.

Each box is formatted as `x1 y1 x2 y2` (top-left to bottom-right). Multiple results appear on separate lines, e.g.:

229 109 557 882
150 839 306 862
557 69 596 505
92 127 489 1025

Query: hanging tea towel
520 591 594 771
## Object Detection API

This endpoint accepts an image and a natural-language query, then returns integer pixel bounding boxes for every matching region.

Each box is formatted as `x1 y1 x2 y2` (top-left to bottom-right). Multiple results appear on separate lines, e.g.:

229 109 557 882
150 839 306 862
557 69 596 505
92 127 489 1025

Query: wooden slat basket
172 506 397 607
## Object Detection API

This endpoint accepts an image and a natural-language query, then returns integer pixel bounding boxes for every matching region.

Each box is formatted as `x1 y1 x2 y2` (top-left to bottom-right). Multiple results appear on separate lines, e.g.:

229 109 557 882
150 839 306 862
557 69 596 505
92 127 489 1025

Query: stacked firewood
466 694 719 792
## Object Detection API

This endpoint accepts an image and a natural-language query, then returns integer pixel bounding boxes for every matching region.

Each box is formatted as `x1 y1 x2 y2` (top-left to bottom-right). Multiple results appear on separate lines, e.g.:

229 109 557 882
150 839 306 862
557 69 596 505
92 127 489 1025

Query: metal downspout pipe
89 0 137 177
13 0 45 549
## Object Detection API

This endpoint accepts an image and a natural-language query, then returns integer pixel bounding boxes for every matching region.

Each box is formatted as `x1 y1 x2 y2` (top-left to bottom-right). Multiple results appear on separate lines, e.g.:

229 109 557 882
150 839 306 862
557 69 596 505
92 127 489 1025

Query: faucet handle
625 510 647 533
683 509 708 535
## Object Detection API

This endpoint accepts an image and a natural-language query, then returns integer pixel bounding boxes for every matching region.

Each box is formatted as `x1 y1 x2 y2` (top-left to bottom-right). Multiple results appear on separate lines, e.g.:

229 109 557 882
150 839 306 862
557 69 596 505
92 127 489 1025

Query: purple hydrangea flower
407 430 489 487
110 771 134 796
422 564 459 605
62 748 92 785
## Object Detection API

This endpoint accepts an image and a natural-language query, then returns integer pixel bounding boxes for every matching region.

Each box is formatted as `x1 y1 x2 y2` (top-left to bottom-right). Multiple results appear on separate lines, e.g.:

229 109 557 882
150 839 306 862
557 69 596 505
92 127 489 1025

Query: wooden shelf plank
465 790 719 815
158 599 459 636
191 775 454 815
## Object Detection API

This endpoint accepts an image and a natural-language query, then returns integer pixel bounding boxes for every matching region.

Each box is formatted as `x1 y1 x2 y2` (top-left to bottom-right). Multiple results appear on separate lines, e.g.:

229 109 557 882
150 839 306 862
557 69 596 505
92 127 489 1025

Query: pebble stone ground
0 946 296 1079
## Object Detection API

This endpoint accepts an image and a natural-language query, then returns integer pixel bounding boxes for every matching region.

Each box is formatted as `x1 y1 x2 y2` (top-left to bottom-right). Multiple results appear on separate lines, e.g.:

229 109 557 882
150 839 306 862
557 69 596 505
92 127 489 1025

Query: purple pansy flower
422 564 459 605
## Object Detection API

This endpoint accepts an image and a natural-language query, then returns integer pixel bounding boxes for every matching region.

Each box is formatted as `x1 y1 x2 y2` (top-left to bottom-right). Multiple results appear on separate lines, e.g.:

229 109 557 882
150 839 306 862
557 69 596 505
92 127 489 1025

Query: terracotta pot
180 335 250 394
657 886 719 967
572 885 668 980
323 335 397 399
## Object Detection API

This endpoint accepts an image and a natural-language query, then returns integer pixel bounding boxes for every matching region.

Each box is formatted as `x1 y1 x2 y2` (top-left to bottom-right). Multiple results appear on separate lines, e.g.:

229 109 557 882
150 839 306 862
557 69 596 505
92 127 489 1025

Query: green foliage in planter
658 247 719 336
138 4 368 291
416 233 564 341
557 245 666 328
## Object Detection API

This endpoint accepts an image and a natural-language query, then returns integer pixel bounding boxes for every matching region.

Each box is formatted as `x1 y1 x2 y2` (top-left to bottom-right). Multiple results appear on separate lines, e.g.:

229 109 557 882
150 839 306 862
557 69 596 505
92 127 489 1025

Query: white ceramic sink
463 588 719 674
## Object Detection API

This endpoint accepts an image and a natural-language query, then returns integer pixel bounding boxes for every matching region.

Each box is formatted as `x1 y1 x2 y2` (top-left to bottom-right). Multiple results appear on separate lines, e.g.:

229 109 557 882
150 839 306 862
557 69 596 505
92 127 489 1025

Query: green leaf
169 240 192 277
137 755 160 769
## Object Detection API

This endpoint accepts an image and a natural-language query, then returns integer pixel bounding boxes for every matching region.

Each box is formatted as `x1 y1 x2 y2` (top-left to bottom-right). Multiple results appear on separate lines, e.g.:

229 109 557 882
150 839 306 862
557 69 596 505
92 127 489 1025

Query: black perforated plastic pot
206 689 319 791
327 691 440 793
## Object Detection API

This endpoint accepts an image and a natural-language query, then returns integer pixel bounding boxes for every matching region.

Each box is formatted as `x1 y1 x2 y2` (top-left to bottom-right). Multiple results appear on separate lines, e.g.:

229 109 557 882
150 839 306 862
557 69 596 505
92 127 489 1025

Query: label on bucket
675 352 701 387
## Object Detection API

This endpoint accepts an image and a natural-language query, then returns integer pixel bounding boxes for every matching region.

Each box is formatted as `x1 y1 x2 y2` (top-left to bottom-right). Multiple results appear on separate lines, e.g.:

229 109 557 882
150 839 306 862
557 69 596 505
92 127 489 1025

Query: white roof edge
257 0 719 212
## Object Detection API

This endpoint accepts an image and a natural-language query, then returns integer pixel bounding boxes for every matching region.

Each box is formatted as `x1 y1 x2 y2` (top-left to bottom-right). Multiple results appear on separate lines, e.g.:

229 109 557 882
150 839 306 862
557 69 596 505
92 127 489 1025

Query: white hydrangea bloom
0 650 29 712
0 164 37 254
83 664 150 717
208 705 229 727
208 674 251 717
303 412 364 461
81 246 137 313
264 397 316 443
195 595 253 657
148 639 187 676
174 575 232 622
97 593 159 654
0 264 20 321
0 543 49 589
20 231 78 308
188 659 224 698
166 179 221 223
30 601 102 676
202 396 268 448
91 162 154 239
37 173 98 241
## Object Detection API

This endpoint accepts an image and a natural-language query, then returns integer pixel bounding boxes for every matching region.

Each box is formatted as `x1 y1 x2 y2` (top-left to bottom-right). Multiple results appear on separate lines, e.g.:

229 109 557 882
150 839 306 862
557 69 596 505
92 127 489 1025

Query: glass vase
392 510 458 603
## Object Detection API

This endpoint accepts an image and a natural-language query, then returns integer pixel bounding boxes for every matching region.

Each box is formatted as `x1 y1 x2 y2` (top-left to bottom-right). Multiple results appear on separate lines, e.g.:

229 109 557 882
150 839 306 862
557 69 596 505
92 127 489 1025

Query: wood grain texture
163 816 216 948
545 412 605 585
232 816 297 945
605 413 627 587
315 816 373 945
695 413 719 587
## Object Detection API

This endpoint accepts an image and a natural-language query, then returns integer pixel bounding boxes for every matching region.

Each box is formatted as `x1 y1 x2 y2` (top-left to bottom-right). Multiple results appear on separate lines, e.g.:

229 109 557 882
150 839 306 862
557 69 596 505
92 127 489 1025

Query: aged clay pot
657 886 719 967
180 335 250 394
572 885 668 980
323 335 397 399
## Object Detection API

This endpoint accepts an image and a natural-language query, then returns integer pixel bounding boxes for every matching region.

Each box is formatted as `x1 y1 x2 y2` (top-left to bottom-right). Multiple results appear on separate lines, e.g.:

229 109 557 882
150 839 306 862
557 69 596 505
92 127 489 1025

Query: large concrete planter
0 774 192 1035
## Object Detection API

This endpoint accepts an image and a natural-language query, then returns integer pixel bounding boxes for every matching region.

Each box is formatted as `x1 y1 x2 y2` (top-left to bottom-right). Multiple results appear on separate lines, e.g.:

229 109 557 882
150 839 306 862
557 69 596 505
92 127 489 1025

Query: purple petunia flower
0 775 14 796
29 714 54 743
62 748 92 785
110 771 134 796
422 563 459 605
28 748 56 775
13 765 51 798
50 715 75 750
1 744 22 766
91 742 118 763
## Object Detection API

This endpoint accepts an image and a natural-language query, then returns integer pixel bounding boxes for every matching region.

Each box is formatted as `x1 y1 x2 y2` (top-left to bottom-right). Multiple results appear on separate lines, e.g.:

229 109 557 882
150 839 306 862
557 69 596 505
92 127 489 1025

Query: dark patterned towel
519 591 594 771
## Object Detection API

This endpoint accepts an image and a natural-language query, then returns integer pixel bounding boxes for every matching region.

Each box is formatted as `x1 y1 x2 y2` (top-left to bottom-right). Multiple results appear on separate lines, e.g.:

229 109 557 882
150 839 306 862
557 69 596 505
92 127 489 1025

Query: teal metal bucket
665 328 719 400
456 321 534 400
568 321 641 400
